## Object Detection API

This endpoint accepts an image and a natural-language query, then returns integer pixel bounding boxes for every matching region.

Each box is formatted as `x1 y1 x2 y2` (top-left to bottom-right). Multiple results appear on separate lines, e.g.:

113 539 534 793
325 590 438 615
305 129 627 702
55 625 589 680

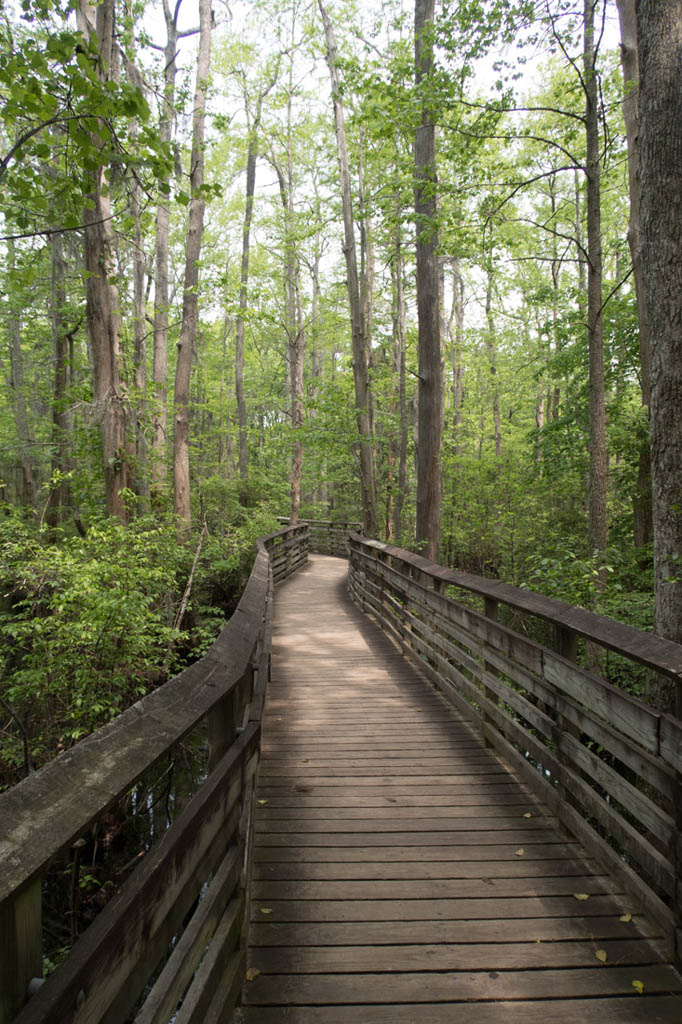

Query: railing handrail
347 532 682 967
0 523 309 1024
349 532 682 685
0 543 269 907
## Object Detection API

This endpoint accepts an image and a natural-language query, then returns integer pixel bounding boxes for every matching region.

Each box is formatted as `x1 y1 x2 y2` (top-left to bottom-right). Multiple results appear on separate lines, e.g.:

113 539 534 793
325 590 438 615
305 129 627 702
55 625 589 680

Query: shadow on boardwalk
239 555 682 1024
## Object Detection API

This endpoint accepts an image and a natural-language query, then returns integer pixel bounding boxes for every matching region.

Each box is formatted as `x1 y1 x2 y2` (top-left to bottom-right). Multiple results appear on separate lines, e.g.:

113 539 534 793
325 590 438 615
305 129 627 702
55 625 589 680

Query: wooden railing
278 517 362 558
0 524 309 1024
348 533 682 967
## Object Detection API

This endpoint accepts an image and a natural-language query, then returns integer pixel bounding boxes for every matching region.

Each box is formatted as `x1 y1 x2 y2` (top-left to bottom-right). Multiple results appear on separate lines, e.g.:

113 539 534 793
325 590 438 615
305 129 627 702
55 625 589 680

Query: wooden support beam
0 880 42 1024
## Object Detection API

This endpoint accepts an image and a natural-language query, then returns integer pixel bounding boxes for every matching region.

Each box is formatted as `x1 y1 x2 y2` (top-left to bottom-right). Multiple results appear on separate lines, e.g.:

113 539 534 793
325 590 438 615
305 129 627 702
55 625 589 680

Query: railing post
554 625 581 803
208 685 239 772
674 758 682 969
481 598 499 745
0 879 42 1024
556 624 578 662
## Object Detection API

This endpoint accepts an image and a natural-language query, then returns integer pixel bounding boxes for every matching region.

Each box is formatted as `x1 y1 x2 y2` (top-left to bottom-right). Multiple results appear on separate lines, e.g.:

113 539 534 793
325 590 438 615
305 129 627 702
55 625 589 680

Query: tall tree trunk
6 239 35 509
45 233 73 529
584 0 607 566
390 221 409 544
450 259 465 443
318 0 377 537
484 268 503 459
173 0 211 531
414 0 443 560
235 101 265 503
616 0 653 551
151 0 195 504
636 0 682 714
132 148 149 507
80 0 128 522
273 147 305 523
358 129 376 436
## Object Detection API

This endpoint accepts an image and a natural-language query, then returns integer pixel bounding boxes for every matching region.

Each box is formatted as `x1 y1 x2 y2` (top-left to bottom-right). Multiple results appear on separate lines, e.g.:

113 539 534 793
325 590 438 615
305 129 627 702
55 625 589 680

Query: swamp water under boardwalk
237 554 682 1023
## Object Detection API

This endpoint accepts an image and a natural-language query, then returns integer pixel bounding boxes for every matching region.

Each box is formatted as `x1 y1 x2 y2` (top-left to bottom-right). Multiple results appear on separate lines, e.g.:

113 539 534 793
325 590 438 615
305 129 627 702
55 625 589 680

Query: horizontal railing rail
348 533 682 967
0 524 309 1024
277 517 362 558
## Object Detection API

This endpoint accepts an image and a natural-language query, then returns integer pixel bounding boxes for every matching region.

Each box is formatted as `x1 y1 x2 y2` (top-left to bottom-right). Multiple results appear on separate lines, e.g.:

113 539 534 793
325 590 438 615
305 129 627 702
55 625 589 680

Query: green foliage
0 514 189 779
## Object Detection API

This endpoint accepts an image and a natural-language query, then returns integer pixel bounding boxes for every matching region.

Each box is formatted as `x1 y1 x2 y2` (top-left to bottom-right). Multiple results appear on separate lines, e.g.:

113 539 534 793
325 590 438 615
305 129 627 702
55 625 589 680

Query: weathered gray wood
349 533 682 680
0 879 41 1024
350 532 682 964
135 851 239 1024
172 901 242 1024
239 996 682 1024
248 552 682 1022
247 914 662 945
249 938 660 971
245 964 682 1004
13 726 258 1024
0 549 270 907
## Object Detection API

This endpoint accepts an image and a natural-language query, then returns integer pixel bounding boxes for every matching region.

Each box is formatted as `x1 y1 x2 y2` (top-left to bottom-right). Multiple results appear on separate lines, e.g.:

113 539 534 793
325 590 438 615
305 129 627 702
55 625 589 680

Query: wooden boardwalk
239 555 682 1023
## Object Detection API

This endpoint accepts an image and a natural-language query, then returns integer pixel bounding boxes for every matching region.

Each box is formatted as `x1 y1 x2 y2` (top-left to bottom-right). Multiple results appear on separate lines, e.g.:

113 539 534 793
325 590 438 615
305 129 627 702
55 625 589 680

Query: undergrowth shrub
0 502 281 787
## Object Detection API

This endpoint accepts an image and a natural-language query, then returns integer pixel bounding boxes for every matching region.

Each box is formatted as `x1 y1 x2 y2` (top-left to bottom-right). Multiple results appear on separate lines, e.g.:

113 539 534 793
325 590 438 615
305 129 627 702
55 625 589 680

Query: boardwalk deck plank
239 555 682 1023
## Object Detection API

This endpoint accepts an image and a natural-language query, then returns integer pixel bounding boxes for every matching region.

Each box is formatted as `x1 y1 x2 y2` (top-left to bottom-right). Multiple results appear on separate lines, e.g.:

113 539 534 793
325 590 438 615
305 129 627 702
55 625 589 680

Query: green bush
0 514 188 779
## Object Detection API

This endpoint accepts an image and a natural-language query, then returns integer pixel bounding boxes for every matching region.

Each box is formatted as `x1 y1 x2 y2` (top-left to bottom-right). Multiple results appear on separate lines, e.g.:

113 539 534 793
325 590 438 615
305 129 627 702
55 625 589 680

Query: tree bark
318 0 378 537
151 0 191 503
6 239 35 509
45 233 73 529
132 131 149 507
584 0 607 565
235 97 266 503
80 0 128 523
484 268 502 459
616 0 653 551
414 0 443 561
173 0 212 531
390 221 409 545
636 0 682 712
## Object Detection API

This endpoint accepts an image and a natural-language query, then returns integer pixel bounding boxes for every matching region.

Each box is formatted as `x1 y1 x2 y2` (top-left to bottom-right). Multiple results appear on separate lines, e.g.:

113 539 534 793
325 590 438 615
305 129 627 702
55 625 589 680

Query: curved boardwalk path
239 555 682 1023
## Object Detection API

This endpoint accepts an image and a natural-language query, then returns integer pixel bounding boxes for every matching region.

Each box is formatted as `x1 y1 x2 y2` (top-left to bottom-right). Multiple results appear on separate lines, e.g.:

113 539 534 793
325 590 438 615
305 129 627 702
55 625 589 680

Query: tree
78 0 129 524
616 0 652 551
150 0 199 504
318 0 378 537
173 0 212 530
636 0 682 712
583 0 607 568
414 0 443 560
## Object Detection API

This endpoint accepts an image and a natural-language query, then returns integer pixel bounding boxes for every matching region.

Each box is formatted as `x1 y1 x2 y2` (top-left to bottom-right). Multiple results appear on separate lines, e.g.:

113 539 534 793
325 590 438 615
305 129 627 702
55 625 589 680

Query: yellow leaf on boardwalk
245 968 261 982
595 950 607 963
258 799 268 805
523 812 532 819
620 913 632 923
259 907 273 915
632 980 645 995
515 848 525 856
573 893 590 901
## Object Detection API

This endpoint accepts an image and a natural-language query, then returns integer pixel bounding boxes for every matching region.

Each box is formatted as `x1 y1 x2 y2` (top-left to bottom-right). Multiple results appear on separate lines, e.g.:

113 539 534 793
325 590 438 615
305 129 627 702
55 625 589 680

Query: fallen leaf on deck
595 950 607 963
259 907 273 915
523 812 532 819
258 799 268 805
632 980 645 995
619 913 632 923
515 848 525 856
245 968 261 982
573 893 590 901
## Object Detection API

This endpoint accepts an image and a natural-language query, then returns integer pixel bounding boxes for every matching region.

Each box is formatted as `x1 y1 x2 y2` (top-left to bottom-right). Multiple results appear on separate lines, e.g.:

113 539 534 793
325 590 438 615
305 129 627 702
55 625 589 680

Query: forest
0 0 680 785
